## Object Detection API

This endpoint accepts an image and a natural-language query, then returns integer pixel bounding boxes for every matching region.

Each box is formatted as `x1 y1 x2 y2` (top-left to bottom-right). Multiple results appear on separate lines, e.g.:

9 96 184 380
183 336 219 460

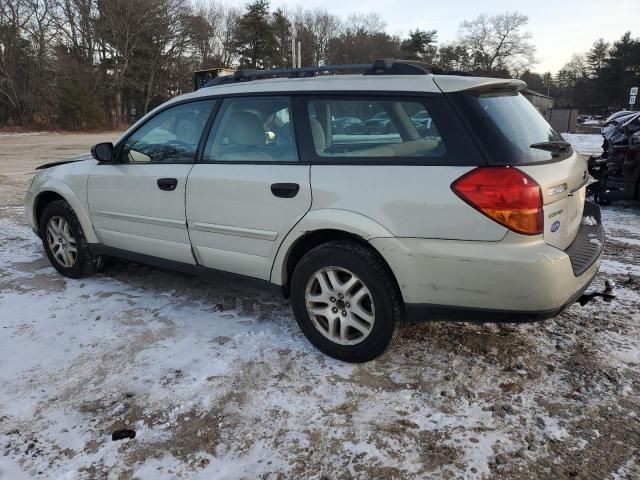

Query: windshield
453 91 568 164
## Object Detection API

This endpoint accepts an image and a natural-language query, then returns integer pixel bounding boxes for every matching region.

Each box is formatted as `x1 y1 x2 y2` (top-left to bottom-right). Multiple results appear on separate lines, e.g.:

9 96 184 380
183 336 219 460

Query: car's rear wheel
290 241 403 362
39 200 103 278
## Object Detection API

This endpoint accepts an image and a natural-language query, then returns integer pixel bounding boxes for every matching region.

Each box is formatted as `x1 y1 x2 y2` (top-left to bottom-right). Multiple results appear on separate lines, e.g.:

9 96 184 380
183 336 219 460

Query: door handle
157 178 178 191
271 183 300 198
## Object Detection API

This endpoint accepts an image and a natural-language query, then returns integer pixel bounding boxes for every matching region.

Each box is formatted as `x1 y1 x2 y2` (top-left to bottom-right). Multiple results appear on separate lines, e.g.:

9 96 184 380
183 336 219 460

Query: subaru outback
25 59 607 362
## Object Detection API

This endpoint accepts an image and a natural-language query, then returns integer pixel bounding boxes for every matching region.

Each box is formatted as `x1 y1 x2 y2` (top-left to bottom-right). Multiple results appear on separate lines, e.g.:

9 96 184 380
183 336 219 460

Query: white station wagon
25 59 608 362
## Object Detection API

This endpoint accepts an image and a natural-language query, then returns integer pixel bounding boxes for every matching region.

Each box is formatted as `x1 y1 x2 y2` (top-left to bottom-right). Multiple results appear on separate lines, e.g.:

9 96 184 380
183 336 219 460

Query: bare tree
0 0 58 125
139 0 192 113
437 42 472 71
308 10 340 65
563 53 589 79
344 13 385 35
290 7 340 66
96 0 154 124
190 0 238 68
52 0 97 64
458 11 535 75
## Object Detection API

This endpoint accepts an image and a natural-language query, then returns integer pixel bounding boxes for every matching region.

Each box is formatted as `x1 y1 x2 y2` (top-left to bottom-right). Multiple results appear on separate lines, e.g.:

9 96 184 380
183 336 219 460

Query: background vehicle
25 59 606 362
332 116 362 134
587 111 640 204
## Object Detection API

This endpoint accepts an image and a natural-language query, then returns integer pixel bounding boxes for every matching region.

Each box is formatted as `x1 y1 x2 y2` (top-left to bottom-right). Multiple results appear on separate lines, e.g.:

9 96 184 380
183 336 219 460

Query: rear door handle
157 178 178 191
271 183 300 198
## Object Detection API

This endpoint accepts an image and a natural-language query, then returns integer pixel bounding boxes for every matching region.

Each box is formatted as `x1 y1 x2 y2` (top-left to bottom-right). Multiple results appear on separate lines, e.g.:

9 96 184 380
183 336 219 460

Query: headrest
224 111 265 146
310 117 326 151
175 117 202 147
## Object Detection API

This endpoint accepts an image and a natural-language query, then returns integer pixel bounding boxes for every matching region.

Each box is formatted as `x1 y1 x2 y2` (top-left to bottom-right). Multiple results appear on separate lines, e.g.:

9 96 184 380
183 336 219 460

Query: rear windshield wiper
529 141 572 153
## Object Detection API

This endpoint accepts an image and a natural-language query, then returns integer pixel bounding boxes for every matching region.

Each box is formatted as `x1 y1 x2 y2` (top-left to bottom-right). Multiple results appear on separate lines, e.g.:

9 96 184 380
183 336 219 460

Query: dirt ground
0 132 121 207
0 132 639 479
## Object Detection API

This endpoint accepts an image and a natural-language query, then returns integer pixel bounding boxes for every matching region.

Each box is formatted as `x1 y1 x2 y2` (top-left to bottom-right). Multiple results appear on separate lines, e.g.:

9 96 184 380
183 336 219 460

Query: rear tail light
451 167 543 235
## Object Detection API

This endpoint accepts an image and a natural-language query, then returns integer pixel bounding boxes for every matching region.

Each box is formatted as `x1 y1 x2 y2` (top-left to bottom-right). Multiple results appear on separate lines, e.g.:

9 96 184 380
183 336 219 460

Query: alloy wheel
46 216 77 268
304 266 376 345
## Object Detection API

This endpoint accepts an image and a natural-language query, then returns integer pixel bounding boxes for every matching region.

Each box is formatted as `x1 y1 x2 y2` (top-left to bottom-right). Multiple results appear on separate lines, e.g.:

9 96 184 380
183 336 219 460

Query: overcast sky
226 0 638 73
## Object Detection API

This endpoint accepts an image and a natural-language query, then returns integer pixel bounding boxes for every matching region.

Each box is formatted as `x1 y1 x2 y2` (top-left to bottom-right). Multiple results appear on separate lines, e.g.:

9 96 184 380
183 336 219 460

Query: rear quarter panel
309 165 508 241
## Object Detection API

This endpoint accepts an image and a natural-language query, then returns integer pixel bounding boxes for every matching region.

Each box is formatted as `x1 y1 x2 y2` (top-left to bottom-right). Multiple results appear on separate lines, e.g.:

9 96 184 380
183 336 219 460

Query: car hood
36 153 93 170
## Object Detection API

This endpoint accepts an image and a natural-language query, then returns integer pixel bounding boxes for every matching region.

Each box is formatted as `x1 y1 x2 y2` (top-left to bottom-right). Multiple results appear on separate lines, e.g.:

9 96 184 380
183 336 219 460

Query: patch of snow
0 458 32 480
582 216 598 226
0 132 48 137
610 236 640 247
600 259 640 277
562 133 603 156
611 457 640 480
1 204 640 478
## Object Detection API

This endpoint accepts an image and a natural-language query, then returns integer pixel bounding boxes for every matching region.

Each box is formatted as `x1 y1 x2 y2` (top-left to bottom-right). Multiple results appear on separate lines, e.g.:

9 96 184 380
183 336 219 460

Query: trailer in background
193 68 235 91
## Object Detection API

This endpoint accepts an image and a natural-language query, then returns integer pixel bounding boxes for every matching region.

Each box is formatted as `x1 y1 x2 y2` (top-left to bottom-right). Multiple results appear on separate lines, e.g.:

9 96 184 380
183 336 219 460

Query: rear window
307 99 446 159
453 91 567 164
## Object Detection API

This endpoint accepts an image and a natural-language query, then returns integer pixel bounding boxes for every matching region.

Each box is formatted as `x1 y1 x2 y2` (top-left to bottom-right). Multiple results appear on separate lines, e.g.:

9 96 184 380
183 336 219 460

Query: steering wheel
150 139 194 163
165 139 193 151
274 122 294 145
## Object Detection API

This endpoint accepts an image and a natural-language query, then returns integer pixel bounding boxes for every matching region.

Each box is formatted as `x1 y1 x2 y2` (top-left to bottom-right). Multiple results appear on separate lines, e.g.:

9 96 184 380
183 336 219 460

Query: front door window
121 101 214 164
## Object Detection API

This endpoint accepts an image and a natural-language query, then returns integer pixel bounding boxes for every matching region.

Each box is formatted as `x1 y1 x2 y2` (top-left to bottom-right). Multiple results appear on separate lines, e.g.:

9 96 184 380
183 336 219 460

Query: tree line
520 32 640 112
0 0 637 130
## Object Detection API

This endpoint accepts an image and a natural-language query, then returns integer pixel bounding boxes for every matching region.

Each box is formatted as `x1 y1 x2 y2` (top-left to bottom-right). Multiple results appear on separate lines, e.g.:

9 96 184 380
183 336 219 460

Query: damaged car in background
587 110 640 204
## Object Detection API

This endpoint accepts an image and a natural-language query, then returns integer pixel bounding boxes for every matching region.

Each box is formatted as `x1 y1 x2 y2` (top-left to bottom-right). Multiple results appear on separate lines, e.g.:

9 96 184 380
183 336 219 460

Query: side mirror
91 142 114 162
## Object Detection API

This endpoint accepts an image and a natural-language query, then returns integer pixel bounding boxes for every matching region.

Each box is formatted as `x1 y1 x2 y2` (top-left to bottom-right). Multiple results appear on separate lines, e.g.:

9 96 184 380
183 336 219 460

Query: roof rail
202 58 440 89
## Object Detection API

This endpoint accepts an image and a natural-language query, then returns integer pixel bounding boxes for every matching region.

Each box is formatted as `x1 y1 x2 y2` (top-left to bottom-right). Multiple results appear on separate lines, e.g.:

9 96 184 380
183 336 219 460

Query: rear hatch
519 153 588 250
443 85 588 249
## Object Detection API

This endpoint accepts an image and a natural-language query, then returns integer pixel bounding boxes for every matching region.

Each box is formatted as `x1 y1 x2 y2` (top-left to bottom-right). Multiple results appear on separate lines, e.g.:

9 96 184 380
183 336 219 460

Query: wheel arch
33 183 99 243
271 209 400 298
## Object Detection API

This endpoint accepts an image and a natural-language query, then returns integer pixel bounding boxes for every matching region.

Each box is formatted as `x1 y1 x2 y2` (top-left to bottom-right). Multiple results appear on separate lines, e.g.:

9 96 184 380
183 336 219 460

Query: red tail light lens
451 167 543 235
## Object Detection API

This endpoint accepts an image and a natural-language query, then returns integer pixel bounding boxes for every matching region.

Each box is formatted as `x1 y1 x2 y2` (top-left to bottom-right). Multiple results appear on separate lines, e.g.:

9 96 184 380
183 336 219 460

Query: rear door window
203 96 298 162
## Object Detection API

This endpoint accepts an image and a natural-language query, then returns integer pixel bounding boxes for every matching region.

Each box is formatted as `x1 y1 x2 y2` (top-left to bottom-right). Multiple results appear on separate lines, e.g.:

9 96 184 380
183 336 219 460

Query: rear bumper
371 202 605 322
565 201 605 276
405 267 597 323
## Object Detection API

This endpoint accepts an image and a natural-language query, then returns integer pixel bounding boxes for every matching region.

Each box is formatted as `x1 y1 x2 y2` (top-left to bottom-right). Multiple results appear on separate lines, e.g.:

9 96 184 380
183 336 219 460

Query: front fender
270 208 394 285
31 179 99 244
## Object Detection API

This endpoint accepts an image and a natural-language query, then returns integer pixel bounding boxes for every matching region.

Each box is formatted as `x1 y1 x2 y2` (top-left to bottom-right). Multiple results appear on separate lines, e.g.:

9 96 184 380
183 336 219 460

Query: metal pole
291 30 296 68
298 41 301 68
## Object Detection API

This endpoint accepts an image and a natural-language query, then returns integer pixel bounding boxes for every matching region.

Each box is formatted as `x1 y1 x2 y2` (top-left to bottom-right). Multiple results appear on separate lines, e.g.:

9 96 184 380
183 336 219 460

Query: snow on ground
1 134 640 479
562 133 603 156
0 132 47 137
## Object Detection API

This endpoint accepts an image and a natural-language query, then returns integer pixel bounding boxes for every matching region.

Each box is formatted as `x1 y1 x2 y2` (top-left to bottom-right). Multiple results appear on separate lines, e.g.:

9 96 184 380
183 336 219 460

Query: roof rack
201 58 448 89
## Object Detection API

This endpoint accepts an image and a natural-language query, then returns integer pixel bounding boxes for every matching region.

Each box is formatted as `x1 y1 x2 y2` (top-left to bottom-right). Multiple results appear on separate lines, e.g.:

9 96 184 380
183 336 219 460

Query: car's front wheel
39 200 103 278
290 241 403 362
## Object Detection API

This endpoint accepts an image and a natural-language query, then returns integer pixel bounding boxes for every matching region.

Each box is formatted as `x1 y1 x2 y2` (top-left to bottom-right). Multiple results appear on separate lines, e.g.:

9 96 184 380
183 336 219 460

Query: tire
290 241 404 362
39 200 103 278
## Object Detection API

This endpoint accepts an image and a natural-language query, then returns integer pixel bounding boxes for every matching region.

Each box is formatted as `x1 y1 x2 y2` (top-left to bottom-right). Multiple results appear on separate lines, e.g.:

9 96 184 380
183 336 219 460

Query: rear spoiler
433 76 526 93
